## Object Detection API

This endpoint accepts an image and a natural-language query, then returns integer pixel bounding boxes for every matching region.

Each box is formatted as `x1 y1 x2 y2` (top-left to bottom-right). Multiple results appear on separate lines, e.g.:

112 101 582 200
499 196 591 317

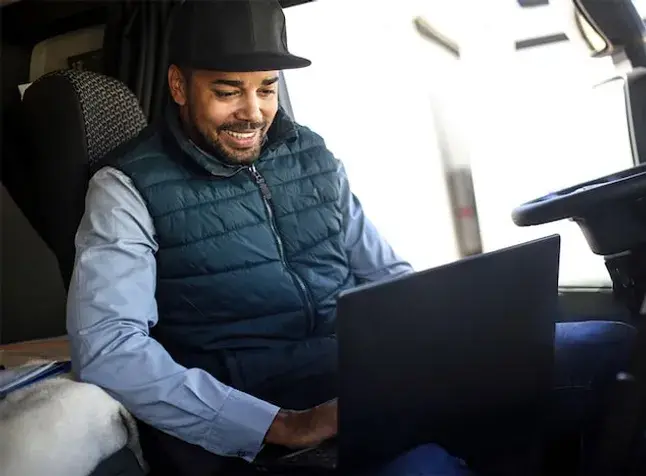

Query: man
67 1 636 475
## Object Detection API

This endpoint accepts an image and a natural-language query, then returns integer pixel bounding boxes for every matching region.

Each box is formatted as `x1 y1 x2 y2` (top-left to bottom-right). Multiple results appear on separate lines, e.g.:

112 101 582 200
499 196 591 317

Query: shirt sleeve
66 166 279 461
339 162 414 283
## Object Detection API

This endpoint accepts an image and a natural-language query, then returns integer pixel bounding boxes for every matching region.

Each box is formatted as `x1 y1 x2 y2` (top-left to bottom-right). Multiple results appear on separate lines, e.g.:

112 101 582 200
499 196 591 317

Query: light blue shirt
66 163 413 461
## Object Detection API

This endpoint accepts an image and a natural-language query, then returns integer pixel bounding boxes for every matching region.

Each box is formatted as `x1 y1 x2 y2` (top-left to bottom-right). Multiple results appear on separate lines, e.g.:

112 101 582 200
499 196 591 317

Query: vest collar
164 104 298 178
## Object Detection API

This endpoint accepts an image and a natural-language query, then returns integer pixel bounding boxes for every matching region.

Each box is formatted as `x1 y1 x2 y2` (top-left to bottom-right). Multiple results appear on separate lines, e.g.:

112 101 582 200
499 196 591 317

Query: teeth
226 131 256 139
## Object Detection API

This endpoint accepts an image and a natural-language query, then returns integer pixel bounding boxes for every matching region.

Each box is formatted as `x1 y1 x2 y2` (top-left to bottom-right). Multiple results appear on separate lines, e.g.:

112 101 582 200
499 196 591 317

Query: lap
553 319 635 387
550 320 636 429
363 444 474 476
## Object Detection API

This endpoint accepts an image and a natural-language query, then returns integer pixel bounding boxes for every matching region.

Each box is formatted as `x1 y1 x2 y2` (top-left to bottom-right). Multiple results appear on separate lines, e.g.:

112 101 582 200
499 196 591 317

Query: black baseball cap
168 0 312 72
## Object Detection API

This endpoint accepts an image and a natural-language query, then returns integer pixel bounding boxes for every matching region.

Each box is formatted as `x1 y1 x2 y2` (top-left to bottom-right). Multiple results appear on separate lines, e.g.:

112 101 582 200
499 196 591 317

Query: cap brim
181 52 312 72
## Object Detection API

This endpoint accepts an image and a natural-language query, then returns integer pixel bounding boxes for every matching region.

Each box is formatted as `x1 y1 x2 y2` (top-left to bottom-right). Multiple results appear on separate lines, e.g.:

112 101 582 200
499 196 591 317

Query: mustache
219 121 267 133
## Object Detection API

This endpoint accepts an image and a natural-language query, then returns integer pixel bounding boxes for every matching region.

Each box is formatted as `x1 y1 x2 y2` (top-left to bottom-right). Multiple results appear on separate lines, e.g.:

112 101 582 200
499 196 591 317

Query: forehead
192 69 280 86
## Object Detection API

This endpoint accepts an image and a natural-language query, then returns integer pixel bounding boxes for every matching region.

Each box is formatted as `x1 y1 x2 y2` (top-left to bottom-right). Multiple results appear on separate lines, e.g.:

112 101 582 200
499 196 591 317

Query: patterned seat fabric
21 69 147 289
31 69 147 166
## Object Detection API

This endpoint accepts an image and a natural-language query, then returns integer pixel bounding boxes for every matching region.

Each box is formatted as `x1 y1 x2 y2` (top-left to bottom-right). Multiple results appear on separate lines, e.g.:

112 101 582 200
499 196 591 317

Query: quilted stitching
30 69 147 165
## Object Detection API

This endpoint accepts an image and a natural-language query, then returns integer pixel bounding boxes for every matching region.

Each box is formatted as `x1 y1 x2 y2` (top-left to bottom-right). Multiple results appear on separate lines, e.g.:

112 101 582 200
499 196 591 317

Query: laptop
254 235 560 474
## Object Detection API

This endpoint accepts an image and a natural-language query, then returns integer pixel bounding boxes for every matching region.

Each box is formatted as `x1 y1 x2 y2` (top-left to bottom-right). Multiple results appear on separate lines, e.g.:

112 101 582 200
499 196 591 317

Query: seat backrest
624 67 646 164
20 69 147 290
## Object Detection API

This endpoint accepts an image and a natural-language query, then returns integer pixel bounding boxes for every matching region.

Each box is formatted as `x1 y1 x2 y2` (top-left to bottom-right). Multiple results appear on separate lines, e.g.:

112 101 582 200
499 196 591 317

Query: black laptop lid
336 235 560 468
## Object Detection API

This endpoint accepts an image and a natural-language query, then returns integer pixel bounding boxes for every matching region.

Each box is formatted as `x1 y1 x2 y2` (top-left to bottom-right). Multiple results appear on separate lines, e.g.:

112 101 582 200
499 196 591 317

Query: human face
168 65 279 165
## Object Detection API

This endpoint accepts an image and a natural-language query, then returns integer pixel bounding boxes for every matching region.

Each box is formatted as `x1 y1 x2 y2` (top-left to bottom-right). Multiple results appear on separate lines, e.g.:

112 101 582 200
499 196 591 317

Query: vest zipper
248 164 316 333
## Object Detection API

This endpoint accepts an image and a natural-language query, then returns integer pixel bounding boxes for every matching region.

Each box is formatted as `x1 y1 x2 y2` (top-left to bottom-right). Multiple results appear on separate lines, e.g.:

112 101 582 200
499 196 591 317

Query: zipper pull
249 165 272 200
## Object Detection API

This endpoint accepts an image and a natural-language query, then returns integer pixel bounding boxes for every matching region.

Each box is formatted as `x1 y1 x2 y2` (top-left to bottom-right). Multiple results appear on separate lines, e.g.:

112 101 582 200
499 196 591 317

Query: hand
265 398 338 448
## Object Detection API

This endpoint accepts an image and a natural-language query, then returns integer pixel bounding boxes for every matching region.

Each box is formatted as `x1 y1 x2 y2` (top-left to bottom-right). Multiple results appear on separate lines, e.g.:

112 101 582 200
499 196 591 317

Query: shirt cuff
206 388 280 461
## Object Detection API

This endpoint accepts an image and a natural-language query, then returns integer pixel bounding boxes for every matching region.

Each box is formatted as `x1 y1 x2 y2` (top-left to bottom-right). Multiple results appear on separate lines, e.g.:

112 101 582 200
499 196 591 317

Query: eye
259 89 277 97
213 90 237 98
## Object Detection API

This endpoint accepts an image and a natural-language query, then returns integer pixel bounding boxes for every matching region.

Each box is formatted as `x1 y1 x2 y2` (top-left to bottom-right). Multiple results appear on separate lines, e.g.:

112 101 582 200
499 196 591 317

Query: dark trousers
138 321 637 476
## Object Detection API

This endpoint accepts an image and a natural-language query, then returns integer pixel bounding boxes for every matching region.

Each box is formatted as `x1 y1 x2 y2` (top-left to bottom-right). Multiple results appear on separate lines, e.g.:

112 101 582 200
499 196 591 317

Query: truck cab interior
1 0 645 475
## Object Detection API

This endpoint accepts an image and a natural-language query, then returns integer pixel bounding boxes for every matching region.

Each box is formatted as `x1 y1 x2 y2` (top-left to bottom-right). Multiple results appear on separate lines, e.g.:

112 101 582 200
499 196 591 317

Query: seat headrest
23 69 147 167
20 69 147 290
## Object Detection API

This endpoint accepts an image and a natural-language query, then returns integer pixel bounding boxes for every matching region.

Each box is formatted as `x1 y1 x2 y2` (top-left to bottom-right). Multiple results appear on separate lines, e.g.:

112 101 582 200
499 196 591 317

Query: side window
283 0 461 270
634 1 646 16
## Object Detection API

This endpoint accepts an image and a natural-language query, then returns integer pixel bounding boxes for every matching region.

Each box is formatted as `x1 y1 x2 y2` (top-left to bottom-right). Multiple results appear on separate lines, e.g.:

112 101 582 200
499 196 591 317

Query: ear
168 65 189 106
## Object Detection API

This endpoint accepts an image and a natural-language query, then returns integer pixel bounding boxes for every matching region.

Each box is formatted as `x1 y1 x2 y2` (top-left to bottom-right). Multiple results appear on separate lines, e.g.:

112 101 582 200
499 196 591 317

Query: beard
183 99 268 166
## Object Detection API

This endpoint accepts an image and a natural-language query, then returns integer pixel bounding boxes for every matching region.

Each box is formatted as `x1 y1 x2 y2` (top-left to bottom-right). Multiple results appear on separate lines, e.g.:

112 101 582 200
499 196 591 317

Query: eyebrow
211 77 279 87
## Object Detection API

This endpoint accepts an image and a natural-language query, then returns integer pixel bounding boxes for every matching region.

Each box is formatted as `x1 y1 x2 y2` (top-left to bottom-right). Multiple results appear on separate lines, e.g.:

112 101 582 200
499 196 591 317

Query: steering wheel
511 163 646 226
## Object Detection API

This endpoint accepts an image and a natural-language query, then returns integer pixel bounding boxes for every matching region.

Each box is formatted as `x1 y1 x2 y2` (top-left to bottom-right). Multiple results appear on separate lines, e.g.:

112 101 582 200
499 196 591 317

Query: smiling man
66 1 637 476
174 69 279 163
65 1 416 473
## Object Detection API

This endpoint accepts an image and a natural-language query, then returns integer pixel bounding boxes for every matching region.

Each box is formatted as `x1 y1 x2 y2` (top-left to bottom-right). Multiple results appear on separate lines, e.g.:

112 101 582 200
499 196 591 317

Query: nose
237 94 263 125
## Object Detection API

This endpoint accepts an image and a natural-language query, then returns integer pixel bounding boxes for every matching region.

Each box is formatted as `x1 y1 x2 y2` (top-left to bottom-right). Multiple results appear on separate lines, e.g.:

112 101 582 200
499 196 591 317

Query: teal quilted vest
108 107 355 393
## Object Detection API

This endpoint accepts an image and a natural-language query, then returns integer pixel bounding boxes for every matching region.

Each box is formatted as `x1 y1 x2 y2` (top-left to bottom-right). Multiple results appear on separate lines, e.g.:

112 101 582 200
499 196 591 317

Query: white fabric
0 366 147 476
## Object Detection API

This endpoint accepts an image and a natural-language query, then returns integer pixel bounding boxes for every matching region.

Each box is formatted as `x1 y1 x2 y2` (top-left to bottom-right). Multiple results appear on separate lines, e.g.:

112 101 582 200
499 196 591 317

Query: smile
224 130 258 139
222 129 260 149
